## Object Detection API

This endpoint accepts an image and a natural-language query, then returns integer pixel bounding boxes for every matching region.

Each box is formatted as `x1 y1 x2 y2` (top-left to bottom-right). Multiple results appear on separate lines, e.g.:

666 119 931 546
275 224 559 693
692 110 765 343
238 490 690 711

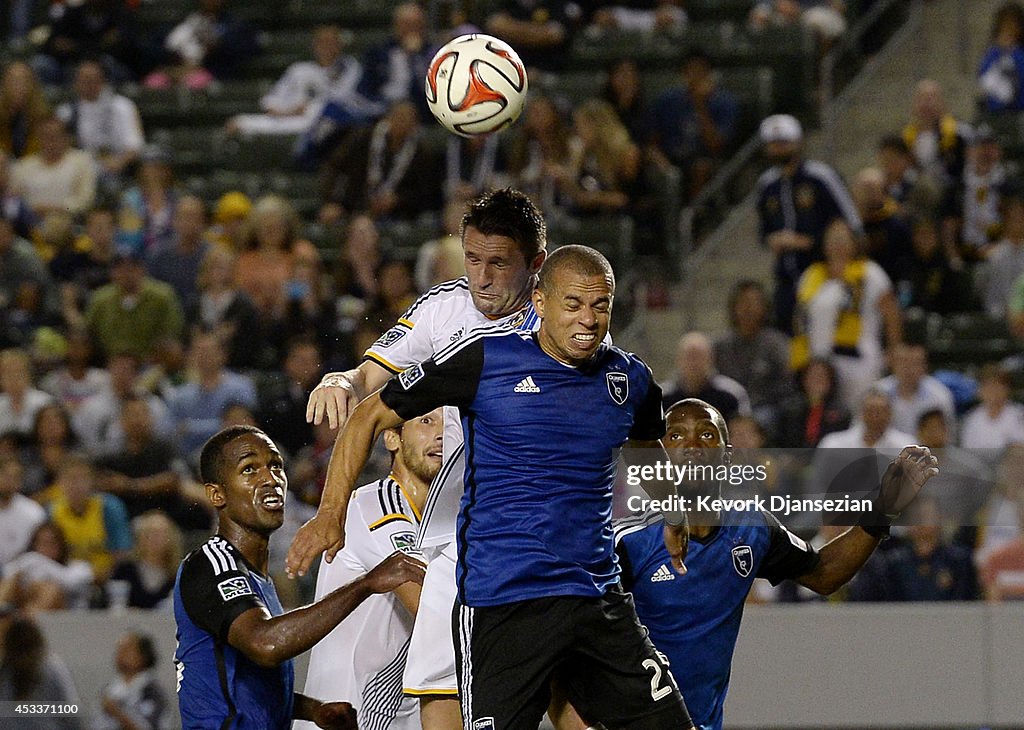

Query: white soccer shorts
403 541 459 698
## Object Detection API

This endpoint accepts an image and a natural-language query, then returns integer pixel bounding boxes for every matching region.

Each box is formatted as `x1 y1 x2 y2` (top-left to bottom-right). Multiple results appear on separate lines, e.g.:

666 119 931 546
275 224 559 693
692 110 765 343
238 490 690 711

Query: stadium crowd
1 0 1024 705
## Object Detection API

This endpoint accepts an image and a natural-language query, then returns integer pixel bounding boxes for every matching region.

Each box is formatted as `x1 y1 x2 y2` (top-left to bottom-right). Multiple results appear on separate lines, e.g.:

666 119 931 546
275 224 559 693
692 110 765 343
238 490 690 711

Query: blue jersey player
172 425 425 729
315 245 695 730
610 399 939 730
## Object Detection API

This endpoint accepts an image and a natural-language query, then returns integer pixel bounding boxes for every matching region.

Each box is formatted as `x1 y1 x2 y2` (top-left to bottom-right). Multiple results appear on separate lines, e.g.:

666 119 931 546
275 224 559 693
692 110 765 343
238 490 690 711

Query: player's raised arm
796 445 939 595
306 360 393 429
286 392 407 577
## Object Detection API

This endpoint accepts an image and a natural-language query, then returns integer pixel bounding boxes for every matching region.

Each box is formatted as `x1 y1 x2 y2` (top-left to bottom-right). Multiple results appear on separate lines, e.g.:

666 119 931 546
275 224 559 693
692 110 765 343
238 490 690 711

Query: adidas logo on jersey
514 376 541 393
651 564 676 582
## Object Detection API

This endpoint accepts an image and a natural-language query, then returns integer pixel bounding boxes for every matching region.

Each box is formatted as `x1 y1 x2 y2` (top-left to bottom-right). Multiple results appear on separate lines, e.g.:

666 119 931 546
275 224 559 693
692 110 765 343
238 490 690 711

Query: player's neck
390 470 428 516
217 524 271 576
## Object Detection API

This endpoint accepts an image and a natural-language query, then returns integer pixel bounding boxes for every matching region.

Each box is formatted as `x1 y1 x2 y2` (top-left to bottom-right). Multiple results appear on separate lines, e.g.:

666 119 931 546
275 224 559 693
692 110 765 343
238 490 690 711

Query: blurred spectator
96 631 167 730
358 2 436 113
961 362 1024 450
848 495 979 601
147 196 212 305
852 166 912 279
790 219 902 410
506 94 573 212
0 214 59 347
334 214 382 303
257 337 322 457
588 1 687 35
444 134 508 202
414 201 466 292
40 328 110 414
660 331 751 421
289 419 338 509
118 145 179 258
0 614 83 725
486 0 582 72
146 0 259 90
21 403 78 497
165 331 257 459
10 117 97 218
72 352 175 458
46 453 132 585
978 2 1024 112
749 1 848 44
817 388 915 449
228 25 372 137
756 114 862 333
714 280 795 439
601 58 652 146
108 512 183 610
875 342 956 437
136 337 189 400
185 246 262 370
35 0 145 84
236 195 321 320
650 49 739 199
361 259 418 338
0 455 46 567
915 408 993 532
70 206 117 294
84 247 185 361
976 446 1024 564
41 212 92 286
890 216 975 313
0 151 34 238
0 521 94 610
876 134 940 219
0 347 54 438
552 98 640 217
941 125 1007 262
208 191 252 252
903 79 970 191
93 395 186 520
56 61 145 191
979 497 1024 599
779 358 851 448
0 61 50 160
982 180 1024 318
320 100 442 223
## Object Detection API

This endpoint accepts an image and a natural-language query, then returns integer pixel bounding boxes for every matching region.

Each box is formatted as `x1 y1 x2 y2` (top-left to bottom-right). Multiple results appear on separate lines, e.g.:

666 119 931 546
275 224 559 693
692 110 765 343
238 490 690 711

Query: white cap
759 114 803 144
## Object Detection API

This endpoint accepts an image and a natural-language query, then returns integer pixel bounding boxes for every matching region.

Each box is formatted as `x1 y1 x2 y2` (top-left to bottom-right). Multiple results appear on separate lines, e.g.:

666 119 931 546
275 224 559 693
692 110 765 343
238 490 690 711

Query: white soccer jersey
364 278 539 549
299 477 424 730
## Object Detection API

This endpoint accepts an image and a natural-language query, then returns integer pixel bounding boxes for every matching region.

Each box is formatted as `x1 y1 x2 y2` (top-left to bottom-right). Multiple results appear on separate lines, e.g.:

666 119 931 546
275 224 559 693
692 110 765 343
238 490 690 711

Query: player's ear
531 287 545 318
382 427 402 455
205 481 226 508
529 250 546 275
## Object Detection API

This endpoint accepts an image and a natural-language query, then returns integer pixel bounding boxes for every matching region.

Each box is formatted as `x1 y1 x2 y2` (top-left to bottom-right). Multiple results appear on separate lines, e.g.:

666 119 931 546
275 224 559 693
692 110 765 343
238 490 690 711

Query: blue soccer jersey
614 511 819 730
380 327 664 607
173 535 294 729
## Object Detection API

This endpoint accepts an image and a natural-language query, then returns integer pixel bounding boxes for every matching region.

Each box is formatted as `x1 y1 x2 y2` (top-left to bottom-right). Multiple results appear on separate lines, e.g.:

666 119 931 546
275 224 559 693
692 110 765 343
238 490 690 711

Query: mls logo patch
391 532 417 552
399 364 424 390
606 372 628 405
374 328 406 349
473 718 495 730
731 545 753 578
217 577 253 602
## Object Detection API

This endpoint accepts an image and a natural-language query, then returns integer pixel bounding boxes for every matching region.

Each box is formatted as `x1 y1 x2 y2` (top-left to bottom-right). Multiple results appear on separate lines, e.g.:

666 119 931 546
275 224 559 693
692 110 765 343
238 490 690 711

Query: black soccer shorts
453 585 693 730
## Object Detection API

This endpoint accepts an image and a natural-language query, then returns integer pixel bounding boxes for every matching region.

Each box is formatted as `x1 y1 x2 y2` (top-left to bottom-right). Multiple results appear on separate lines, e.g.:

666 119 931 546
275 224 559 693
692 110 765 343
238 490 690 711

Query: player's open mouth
258 491 285 511
572 333 597 344
427 449 443 459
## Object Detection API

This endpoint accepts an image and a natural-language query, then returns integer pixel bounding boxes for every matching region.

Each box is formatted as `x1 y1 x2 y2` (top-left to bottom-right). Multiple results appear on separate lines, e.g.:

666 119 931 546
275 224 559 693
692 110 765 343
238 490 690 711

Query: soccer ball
425 34 528 138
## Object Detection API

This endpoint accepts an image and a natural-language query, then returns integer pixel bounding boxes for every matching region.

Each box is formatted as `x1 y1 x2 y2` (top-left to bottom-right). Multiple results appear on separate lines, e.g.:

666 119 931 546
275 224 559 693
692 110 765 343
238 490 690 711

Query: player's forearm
320 394 403 513
293 692 321 722
255 576 374 665
797 526 879 595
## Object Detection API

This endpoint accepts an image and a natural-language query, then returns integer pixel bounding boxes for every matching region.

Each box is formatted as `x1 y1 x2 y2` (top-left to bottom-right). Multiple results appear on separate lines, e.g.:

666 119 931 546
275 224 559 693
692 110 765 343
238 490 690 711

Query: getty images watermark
616 447 1013 529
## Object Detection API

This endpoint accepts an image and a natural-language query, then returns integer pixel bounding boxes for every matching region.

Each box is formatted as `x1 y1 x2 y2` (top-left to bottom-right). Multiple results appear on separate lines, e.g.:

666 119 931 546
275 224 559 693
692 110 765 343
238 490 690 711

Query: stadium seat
927 313 1017 367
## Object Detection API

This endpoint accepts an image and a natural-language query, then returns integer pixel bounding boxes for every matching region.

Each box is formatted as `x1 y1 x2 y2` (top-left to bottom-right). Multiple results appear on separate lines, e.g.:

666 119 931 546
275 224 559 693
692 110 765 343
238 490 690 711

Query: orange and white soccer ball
425 34 528 137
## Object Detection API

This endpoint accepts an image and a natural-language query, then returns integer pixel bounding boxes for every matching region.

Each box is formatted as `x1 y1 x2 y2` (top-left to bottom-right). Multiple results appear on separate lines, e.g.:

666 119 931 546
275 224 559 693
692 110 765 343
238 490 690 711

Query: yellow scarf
791 259 867 370
902 114 959 153
50 493 112 578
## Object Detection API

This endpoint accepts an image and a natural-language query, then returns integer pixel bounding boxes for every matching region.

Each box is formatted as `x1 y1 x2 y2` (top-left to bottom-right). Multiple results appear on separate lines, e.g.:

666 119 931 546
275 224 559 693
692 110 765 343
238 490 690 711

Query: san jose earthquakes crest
606 372 628 404
731 545 753 578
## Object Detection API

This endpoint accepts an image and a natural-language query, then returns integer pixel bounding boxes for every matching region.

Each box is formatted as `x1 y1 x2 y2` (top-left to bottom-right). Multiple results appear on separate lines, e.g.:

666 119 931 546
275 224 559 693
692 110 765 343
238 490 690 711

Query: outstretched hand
286 508 346 578
878 445 939 517
306 372 360 430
